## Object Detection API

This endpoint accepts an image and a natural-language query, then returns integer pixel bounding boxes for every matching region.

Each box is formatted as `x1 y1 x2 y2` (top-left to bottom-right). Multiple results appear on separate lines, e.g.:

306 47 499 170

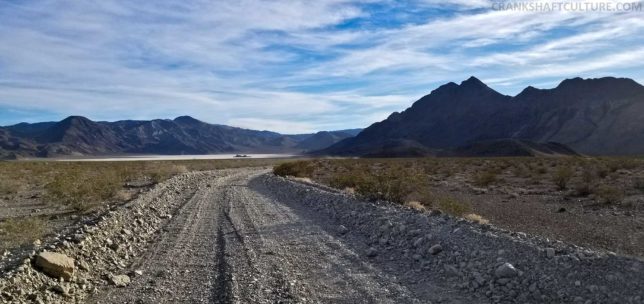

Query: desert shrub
436 195 470 216
597 167 609 179
0 178 23 195
594 185 624 205
273 161 314 178
464 213 489 224
329 171 361 189
327 165 426 205
45 168 123 212
552 166 574 190
473 170 498 187
575 183 593 197
0 216 46 247
575 166 597 196
355 169 417 204
634 178 644 192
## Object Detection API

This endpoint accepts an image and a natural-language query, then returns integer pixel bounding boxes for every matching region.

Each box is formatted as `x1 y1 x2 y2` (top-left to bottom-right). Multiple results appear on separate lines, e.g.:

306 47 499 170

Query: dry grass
634 178 644 192
464 213 490 224
1 158 289 213
0 217 47 248
473 170 498 187
436 194 471 216
273 161 315 178
404 201 427 212
0 158 290 250
594 185 624 205
552 166 574 190
0 178 24 196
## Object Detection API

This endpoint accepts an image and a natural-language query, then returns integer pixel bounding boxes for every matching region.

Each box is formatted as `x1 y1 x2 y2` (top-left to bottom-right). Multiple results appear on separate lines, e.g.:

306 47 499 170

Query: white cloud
0 0 642 132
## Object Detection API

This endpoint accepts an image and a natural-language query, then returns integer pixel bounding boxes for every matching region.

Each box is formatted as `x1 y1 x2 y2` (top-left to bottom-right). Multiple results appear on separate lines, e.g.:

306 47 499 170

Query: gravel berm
0 168 642 303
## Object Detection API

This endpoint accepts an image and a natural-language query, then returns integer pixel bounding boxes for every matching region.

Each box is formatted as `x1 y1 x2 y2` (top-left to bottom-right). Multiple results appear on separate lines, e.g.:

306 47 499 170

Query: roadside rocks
34 252 75 280
109 274 131 287
546 247 556 258
494 263 518 278
264 173 644 304
0 171 213 304
428 244 443 255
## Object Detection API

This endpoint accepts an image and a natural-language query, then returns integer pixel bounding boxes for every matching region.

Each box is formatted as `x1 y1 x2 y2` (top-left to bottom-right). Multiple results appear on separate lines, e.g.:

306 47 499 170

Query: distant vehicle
235 154 250 158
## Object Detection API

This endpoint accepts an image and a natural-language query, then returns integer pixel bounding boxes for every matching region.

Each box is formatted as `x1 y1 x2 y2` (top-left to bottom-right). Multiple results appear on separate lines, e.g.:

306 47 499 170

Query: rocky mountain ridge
320 76 644 156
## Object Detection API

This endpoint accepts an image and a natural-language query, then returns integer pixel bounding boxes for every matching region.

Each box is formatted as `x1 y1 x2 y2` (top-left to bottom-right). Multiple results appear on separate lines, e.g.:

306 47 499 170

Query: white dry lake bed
51 154 298 162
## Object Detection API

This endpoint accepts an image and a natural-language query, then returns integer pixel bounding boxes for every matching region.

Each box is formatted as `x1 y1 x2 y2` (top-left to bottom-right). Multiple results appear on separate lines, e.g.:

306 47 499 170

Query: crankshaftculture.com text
492 1 643 12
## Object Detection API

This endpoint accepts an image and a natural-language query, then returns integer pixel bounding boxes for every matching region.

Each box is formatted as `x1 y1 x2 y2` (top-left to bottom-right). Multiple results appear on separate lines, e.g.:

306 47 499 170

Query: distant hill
0 116 361 158
319 76 644 156
440 139 579 157
294 129 361 151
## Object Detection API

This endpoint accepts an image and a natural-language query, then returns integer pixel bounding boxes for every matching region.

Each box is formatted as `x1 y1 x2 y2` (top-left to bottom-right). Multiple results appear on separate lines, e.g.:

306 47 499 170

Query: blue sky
0 0 642 133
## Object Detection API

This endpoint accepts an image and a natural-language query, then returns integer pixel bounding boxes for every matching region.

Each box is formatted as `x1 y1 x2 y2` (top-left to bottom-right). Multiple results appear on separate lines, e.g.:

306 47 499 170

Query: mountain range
3 76 644 159
0 116 360 159
320 76 644 156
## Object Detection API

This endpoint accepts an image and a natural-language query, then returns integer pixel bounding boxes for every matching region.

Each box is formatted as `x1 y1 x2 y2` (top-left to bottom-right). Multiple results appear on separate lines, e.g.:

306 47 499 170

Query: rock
546 248 555 258
338 225 349 235
78 260 90 271
444 264 459 276
366 247 378 258
413 237 424 248
110 274 131 287
428 244 443 255
52 284 70 295
495 263 519 278
35 252 75 280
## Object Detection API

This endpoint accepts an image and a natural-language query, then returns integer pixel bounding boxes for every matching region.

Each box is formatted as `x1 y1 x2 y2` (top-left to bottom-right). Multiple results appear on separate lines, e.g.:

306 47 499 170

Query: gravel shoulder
1 167 642 303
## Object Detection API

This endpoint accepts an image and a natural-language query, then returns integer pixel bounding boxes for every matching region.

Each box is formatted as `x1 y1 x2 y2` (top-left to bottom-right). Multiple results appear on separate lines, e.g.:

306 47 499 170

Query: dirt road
92 168 436 303
2 168 642 303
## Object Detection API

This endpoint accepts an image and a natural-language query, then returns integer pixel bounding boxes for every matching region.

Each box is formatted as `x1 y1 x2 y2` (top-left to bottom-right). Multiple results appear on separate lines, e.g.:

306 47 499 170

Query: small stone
428 244 443 255
52 284 70 295
110 274 131 287
338 225 349 235
444 264 459 276
546 248 555 258
78 260 90 271
529 282 538 292
366 247 378 258
495 263 518 278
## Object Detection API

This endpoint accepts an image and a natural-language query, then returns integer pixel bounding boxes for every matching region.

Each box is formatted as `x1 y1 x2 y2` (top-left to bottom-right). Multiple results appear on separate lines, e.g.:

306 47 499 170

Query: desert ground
0 157 642 303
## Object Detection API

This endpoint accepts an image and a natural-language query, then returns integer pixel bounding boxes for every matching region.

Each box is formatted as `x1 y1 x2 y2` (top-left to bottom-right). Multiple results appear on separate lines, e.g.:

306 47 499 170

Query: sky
0 0 642 133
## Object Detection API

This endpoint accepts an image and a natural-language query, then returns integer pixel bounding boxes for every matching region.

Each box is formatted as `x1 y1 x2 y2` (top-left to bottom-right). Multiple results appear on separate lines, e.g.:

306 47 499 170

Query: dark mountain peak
557 77 585 88
516 85 543 98
430 82 458 94
61 115 92 124
57 116 96 129
460 76 487 88
173 116 202 125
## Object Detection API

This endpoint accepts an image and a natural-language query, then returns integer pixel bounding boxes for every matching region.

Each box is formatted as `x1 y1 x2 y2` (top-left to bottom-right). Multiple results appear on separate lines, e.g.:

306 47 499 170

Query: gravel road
92 168 428 303
1 167 642 303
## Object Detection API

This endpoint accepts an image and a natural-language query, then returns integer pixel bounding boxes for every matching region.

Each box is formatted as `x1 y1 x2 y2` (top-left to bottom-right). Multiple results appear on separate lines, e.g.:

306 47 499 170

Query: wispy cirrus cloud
0 0 642 132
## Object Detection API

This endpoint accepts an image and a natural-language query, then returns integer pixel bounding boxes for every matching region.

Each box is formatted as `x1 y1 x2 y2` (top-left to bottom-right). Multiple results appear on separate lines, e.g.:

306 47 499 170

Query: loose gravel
0 167 642 304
